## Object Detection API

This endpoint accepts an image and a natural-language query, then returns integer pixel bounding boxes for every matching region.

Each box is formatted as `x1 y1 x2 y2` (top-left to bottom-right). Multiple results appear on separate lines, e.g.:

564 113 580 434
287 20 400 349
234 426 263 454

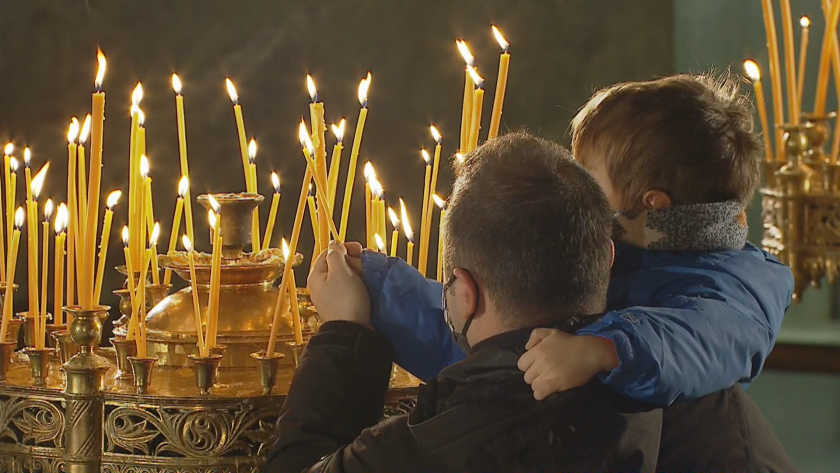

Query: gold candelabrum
0 192 420 473
761 113 840 301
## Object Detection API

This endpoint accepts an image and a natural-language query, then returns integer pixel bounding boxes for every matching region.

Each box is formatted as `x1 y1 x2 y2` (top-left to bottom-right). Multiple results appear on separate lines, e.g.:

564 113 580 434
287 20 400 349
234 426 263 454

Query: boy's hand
344 241 364 276
517 329 619 400
308 241 372 329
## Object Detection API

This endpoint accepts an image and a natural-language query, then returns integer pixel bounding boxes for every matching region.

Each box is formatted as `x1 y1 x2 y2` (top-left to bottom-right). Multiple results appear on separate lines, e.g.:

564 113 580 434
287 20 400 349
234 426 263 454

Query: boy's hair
443 132 612 326
571 73 761 207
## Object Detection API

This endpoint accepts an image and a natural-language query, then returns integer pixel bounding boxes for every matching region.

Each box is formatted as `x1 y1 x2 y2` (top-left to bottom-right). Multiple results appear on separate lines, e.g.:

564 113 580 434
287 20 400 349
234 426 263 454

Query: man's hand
307 241 372 329
344 241 364 276
517 329 619 400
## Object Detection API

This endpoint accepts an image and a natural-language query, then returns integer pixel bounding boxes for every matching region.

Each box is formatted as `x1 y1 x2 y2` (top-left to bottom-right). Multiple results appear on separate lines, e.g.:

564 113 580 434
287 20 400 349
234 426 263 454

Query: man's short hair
571 73 762 207
443 132 612 326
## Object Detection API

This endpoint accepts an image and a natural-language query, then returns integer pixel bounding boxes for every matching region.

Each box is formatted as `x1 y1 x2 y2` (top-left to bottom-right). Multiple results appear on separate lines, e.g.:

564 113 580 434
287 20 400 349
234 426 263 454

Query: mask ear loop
460 269 481 337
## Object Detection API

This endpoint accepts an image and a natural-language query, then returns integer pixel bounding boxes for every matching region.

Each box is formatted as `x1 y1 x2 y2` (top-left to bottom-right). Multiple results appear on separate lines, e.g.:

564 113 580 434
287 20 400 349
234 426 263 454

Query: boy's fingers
325 241 353 274
345 241 364 257
517 350 535 373
307 250 329 291
345 255 363 276
525 328 554 350
522 363 541 385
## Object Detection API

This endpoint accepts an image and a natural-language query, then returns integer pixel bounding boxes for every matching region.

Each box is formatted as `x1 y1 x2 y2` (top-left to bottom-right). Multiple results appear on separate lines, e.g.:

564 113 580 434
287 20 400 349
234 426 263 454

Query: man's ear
609 239 615 269
642 190 671 209
452 267 478 317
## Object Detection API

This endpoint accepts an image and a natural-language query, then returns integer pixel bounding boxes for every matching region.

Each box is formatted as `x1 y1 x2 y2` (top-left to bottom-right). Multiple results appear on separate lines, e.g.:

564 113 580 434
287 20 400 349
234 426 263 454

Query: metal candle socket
251 351 284 395
3 316 23 343
0 341 16 381
187 354 223 395
52 330 80 364
18 311 52 348
127 356 156 394
287 341 306 368
23 347 54 386
110 337 138 380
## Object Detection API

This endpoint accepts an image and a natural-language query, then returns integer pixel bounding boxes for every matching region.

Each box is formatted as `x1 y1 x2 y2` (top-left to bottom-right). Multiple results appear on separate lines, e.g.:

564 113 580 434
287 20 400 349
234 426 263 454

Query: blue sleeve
577 295 781 406
361 251 465 381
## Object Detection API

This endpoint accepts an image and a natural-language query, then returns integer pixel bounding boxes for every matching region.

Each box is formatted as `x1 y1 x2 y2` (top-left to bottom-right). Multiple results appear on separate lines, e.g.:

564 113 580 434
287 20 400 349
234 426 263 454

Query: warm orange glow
182 235 193 252
207 194 221 213
421 149 431 165
44 199 54 220
14 207 24 230
3 143 13 156
106 190 122 210
492 25 510 51
139 155 150 178
31 163 49 199
456 40 475 67
299 121 315 155
248 138 257 163
744 59 761 82
79 115 92 144
122 226 130 247
800 16 810 28
9 158 18 172
467 66 484 87
225 78 239 103
55 204 68 233
358 72 372 106
364 161 376 182
178 176 189 198
149 222 161 247
271 172 281 192
131 82 144 107
172 73 183 94
23 147 31 167
374 233 386 252
430 125 442 143
331 119 346 142
281 237 290 261
432 194 446 209
388 207 400 228
67 118 80 143
95 49 107 88
306 74 318 102
399 198 413 241
455 153 465 165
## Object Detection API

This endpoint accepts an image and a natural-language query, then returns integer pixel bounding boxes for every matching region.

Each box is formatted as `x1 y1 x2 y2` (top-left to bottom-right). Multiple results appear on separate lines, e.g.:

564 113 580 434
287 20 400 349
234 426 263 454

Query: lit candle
400 198 414 267
93 190 122 302
388 206 400 258
267 166 312 356
364 162 374 248
467 67 485 153
760 0 786 155
4 143 15 250
172 74 195 244
128 84 143 271
84 49 106 309
262 172 282 250
181 235 206 357
327 119 345 213
248 138 261 253
149 222 161 287
369 177 381 250
797 16 810 118
418 150 431 270
298 122 338 239
163 178 187 286
0 209 23 342
121 227 140 342
457 40 475 151
138 156 150 280
338 73 372 240
780 0 800 124
432 194 447 283
282 238 302 345
225 78 252 191
421 126 442 274
78 114 91 231
206 197 223 351
374 233 386 254
307 184 321 265
378 191 387 251
66 119 79 309
135 228 157 357
488 25 510 140
53 205 67 326
40 199 53 325
306 75 330 253
744 61 775 163
815 0 840 115
454 153 465 166
28 162 48 346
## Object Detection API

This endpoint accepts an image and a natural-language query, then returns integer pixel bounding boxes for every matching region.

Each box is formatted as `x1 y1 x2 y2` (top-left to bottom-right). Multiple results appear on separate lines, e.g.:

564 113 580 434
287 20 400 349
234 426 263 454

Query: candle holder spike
197 192 264 259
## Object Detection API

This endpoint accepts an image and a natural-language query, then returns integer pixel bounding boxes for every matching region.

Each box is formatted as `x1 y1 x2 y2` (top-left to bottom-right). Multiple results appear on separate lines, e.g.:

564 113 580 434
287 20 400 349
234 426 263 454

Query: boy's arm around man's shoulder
577 246 794 406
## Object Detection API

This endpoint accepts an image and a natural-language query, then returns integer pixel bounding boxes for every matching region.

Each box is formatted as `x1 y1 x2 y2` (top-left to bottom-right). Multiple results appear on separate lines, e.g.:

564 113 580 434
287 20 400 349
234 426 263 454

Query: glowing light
67 118 80 143
172 73 183 94
44 199 54 220
281 237 290 261
14 207 24 230
182 235 193 252
492 25 510 51
248 138 257 164
331 119 346 142
122 226 130 247
95 49 107 88
207 194 221 213
225 78 239 103
455 153 465 165
271 172 281 193
131 82 144 107
23 148 31 168
388 207 400 228
456 40 475 67
55 204 68 233
400 198 413 242
421 149 431 165
306 74 318 102
432 194 446 209
31 163 49 199
358 72 372 106
106 190 122 209
178 176 189 198
149 222 161 247
744 60 761 82
430 125 442 143
467 66 483 88
139 155 150 178
79 115 92 144
3 143 13 156
9 158 18 172
374 233 386 253
801 16 811 28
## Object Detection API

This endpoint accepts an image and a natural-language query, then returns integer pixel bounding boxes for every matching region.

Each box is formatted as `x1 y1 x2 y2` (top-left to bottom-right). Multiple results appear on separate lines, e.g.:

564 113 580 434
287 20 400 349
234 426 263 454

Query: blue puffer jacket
360 241 793 406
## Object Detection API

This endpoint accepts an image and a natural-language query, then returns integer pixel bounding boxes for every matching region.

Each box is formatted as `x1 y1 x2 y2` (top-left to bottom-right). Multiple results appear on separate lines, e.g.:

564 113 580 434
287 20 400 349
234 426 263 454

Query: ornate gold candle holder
52 329 80 364
23 347 54 386
3 315 23 343
112 287 132 328
18 311 52 347
251 350 284 395
61 305 111 393
187 353 223 395
287 341 307 368
0 341 15 381
45 323 64 349
110 336 137 379
128 356 156 394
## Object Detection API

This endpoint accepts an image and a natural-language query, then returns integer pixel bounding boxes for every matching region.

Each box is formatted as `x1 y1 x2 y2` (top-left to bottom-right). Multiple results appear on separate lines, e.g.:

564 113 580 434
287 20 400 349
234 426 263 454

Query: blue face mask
442 269 479 353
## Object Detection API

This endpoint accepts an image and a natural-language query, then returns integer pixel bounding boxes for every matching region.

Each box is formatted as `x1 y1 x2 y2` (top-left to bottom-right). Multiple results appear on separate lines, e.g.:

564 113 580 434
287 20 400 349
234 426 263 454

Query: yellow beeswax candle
78 115 91 232
388 206 400 258
282 238 303 345
457 40 475 151
467 67 485 152
172 74 195 244
84 50 107 309
432 194 447 283
780 0 800 124
744 61 775 163
0 209 23 342
400 198 414 267
94 191 121 302
40 199 53 324
338 74 371 240
121 228 140 342
262 173 282 250
53 205 67 325
797 17 810 118
488 26 510 140
163 178 187 286
760 0 786 156
248 139 260 253
328 120 345 212
181 235 206 356
226 78 252 191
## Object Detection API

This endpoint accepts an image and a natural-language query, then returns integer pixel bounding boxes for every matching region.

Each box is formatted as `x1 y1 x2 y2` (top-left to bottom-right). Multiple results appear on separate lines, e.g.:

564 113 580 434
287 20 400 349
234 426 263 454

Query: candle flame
374 233 386 253
430 125 442 143
299 121 315 155
3 143 13 156
95 49 107 89
137 109 146 127
455 153 465 165
55 203 68 233
149 222 161 247
331 118 346 142
207 194 221 213
364 161 375 181
44 199 54 220
456 40 475 67
178 176 189 198
79 114 92 144
467 66 484 88
182 234 193 252
358 72 372 106
172 73 183 94
67 118 80 143
139 155 150 178
106 190 122 209
801 16 810 28
23 147 31 167
225 77 239 103
122 226 130 247
308 182 315 196
306 74 318 102
281 237 290 261
421 149 431 165
31 162 49 199
131 82 144 107
399 198 413 241
492 25 510 52
9 158 18 172
388 206 400 228
743 59 761 82
208 209 217 228
14 207 24 230
432 194 446 209
370 177 383 199
248 138 257 163
271 172 281 193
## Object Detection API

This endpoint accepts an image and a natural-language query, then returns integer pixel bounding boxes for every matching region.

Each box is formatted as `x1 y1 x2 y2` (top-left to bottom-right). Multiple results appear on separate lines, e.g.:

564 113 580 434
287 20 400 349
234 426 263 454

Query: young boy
352 73 794 406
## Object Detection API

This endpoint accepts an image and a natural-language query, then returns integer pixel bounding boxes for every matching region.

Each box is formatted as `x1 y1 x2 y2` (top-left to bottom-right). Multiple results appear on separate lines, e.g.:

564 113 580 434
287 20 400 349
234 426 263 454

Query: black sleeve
265 321 395 473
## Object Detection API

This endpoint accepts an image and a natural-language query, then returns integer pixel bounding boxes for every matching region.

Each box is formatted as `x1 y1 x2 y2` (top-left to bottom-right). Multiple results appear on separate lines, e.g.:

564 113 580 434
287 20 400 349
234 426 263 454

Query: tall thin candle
163 178 187 286
225 78 252 191
181 235 205 356
388 207 400 258
262 172 282 250
457 40 475 151
760 0 786 155
488 26 510 140
40 199 53 325
0 209 23 342
78 115 91 233
338 73 371 240
282 238 302 346
467 67 485 153
93 191 121 302
432 194 447 283
400 199 414 267
797 16 811 118
66 120 79 308
307 75 330 253
84 50 107 309
53 205 67 325
328 120 345 212
172 74 195 243
122 228 140 342
248 139 260 253
4 144 14 250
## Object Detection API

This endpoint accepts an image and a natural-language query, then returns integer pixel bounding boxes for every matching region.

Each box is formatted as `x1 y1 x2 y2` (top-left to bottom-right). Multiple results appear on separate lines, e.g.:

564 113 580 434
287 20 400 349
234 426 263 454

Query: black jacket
266 321 662 472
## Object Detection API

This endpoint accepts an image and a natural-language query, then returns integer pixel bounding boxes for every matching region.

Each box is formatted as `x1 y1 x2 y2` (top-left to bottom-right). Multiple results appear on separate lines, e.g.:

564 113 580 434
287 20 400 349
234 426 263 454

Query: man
266 133 663 472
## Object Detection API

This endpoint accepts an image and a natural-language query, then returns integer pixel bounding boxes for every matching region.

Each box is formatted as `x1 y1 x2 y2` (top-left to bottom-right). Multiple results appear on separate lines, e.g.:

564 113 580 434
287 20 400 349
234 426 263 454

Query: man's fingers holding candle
307 241 372 328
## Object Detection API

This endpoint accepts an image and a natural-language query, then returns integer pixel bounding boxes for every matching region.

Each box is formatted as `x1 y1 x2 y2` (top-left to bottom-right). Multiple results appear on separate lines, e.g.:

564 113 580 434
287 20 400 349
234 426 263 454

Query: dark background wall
0 0 673 308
